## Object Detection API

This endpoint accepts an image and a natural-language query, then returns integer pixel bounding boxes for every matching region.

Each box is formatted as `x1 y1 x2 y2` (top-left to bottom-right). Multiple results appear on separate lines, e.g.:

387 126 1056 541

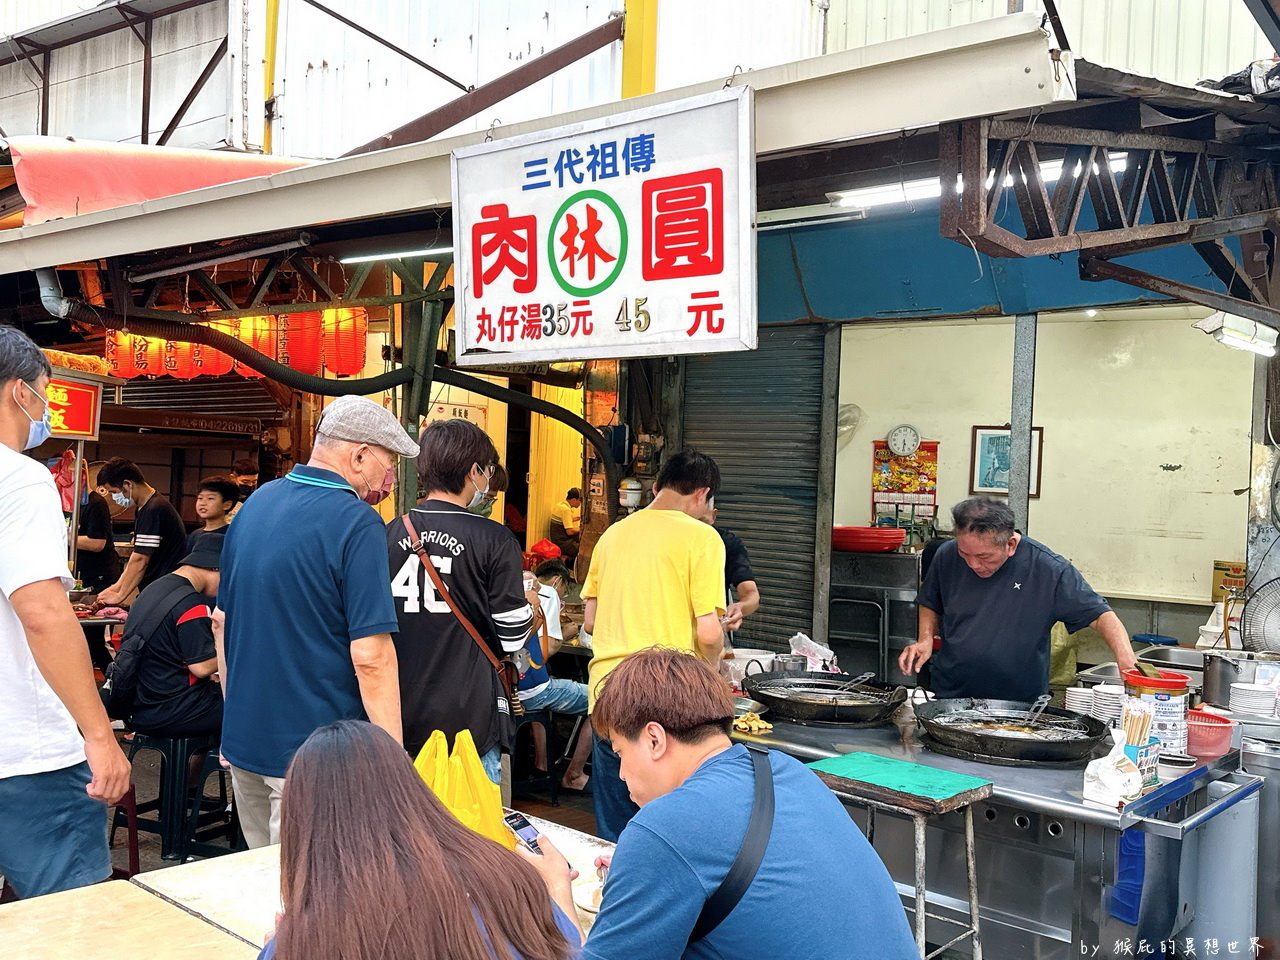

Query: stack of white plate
1064 686 1094 715
1090 684 1125 725
1229 682 1278 716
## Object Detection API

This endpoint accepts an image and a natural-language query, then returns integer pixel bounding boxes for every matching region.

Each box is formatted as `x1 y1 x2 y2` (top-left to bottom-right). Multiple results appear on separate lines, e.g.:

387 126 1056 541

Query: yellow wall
837 310 1254 604
526 383 586 549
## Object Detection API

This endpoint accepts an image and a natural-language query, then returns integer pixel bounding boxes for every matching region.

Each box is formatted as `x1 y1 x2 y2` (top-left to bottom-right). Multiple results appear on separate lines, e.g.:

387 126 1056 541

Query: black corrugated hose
35 267 618 522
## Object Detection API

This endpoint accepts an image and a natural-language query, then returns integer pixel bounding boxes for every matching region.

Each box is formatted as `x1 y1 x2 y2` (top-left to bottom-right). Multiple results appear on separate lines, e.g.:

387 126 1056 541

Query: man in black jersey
96 458 186 605
387 419 537 785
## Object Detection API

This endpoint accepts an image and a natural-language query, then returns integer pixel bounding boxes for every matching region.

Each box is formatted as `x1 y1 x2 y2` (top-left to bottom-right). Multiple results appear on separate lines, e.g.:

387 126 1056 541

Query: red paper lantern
281 310 323 375
234 315 280 379
194 319 236 377
323 307 368 376
105 330 138 378
131 334 167 377
163 339 198 379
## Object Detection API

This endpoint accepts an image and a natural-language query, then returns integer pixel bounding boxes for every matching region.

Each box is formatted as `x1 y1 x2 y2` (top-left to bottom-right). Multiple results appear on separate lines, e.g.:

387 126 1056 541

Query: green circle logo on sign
547 190 628 297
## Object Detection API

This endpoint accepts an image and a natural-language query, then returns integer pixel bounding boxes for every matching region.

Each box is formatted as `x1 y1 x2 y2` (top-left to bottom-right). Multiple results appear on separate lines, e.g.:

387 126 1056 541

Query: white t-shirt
0 444 85 779
516 582 563 701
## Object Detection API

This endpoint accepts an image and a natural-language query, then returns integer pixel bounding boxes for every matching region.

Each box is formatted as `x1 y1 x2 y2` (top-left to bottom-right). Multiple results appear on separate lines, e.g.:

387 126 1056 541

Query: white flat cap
316 395 420 458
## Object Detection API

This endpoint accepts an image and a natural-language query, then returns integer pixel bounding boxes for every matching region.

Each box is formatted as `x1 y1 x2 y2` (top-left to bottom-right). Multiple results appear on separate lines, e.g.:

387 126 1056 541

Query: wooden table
132 845 280 948
132 816 615 946
0 880 256 960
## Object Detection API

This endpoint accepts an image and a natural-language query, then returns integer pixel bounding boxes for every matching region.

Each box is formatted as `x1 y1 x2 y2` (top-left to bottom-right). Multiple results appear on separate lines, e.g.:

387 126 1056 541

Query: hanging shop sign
871 440 939 510
452 86 756 366
47 376 103 441
423 401 488 432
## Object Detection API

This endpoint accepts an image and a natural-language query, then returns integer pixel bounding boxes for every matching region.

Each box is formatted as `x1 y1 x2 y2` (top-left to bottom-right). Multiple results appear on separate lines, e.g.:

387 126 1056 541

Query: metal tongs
1022 694 1052 725
834 672 876 693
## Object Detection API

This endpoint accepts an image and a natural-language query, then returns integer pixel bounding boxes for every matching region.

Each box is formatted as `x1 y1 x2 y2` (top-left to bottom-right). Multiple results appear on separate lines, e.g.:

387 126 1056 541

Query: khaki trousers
229 765 285 848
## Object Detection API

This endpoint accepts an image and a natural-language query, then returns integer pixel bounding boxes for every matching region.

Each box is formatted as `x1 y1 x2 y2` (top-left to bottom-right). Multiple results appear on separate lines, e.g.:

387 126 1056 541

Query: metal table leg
914 813 928 957
965 806 983 960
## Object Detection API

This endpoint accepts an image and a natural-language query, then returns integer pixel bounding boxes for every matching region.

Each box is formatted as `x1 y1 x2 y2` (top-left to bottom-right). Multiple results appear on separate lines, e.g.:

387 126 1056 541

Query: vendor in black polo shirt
95 458 186 606
899 497 1137 702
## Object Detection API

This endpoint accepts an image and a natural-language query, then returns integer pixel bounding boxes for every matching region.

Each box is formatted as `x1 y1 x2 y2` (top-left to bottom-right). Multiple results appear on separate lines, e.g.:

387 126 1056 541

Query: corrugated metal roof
0 0 220 66
120 375 285 422
273 0 624 157
827 0 1273 89
654 0 825 90
0 13 1074 275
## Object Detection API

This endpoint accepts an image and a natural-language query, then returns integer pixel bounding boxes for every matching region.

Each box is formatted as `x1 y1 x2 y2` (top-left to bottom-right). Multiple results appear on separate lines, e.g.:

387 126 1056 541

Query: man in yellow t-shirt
549 487 582 561
582 450 726 840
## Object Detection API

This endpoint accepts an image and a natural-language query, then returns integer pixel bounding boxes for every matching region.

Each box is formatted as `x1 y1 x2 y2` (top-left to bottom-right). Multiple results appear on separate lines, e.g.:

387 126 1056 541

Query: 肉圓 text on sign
451 87 756 366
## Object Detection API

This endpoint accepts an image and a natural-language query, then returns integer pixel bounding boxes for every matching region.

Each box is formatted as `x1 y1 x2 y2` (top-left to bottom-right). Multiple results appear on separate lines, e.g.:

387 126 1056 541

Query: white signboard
451 86 756 366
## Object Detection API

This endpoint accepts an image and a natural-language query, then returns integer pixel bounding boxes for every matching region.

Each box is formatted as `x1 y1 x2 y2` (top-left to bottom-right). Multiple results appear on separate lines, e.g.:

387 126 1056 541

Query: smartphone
503 811 542 855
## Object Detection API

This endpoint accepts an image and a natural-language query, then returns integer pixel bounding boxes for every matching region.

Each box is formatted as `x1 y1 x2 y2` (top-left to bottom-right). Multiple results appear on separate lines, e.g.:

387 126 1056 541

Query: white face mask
112 483 133 508
467 464 491 510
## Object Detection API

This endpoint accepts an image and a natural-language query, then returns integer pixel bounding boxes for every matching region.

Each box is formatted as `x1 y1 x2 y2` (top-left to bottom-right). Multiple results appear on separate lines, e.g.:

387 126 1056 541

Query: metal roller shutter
681 324 837 650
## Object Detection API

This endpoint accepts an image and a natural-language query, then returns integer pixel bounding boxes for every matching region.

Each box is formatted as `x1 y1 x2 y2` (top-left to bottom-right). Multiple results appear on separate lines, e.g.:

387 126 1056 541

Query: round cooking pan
743 670 907 724
915 698 1109 763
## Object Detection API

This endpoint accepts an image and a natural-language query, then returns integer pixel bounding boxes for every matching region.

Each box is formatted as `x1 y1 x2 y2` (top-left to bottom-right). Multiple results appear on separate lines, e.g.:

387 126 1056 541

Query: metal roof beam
156 36 228 146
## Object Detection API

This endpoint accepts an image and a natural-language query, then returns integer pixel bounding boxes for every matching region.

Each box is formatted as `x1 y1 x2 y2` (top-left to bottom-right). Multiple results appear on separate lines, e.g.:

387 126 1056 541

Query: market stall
734 699 1261 960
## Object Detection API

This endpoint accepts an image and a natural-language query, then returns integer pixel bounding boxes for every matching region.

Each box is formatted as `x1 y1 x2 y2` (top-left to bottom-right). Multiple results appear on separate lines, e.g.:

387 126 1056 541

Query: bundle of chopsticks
1120 700 1154 747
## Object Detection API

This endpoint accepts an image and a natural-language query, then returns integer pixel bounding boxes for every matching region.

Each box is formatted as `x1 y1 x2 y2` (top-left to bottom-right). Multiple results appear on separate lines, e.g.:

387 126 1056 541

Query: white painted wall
836 311 1254 603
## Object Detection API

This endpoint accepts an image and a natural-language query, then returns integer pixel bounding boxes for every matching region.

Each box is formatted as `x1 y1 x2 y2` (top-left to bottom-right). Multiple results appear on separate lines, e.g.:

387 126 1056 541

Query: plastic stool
182 751 237 859
112 734 209 860
512 710 559 806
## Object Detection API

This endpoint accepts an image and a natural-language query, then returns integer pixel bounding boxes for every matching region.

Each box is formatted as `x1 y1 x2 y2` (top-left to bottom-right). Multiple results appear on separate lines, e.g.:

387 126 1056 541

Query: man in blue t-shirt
900 497 1137 702
215 396 419 847
525 648 916 960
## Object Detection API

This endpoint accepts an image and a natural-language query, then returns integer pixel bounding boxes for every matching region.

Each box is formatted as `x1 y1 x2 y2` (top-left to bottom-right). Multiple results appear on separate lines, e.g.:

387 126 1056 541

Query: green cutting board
808 752 992 802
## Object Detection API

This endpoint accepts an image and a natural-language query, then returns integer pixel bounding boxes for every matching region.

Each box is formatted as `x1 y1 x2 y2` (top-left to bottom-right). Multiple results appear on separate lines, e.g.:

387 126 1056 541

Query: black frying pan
743 671 907 724
915 697 1109 763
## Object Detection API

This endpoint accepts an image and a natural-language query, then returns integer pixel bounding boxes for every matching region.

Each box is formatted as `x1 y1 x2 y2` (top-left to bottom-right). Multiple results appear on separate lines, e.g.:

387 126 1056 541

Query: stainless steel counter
736 708 1261 959
734 706 1239 830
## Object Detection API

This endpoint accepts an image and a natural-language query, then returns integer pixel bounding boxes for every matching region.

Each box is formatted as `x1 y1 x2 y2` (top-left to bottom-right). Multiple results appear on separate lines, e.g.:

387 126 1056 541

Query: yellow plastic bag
413 729 451 790
413 730 514 850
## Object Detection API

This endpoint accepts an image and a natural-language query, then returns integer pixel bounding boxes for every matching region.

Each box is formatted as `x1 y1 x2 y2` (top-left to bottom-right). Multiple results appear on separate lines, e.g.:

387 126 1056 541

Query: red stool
110 784 141 879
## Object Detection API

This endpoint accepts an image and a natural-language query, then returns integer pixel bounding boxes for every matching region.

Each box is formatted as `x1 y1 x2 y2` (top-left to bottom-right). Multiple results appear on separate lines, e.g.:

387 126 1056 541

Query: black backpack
100 576 198 720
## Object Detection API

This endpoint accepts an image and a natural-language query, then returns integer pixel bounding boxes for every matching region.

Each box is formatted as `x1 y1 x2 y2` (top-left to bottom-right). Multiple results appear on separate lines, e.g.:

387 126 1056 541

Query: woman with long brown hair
258 720 581 960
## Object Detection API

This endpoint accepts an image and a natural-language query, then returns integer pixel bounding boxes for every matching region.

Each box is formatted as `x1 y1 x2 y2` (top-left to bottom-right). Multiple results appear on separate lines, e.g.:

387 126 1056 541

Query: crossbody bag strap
400 514 501 671
688 744 776 944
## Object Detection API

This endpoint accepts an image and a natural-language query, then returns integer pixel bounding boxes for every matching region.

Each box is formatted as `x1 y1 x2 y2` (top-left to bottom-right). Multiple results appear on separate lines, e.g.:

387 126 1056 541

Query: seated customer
548 487 582 562
529 648 916 960
260 720 581 960
517 559 592 791
184 476 238 555
102 533 223 743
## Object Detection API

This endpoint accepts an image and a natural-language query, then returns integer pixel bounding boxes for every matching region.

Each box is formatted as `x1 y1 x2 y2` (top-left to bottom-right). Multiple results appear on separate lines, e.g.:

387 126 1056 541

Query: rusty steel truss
939 117 1280 317
90 240 451 323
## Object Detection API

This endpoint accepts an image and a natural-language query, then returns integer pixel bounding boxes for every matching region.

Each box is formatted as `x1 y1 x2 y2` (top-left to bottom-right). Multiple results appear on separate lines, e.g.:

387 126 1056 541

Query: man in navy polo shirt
215 395 419 847
899 497 1137 702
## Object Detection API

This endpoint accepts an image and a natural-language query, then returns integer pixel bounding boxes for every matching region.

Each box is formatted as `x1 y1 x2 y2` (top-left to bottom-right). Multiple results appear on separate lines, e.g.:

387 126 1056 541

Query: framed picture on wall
969 426 1043 498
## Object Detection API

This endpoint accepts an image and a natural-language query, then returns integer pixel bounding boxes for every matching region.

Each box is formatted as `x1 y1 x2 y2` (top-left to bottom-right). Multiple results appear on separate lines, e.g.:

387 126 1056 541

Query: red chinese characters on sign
472 204 538 298
686 290 725 337
48 378 102 440
558 204 616 282
642 168 724 281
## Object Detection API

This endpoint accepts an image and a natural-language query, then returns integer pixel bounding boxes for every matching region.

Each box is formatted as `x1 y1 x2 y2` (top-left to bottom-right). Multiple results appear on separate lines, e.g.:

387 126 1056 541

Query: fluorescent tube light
339 246 453 264
1193 312 1278 357
826 153 1129 212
